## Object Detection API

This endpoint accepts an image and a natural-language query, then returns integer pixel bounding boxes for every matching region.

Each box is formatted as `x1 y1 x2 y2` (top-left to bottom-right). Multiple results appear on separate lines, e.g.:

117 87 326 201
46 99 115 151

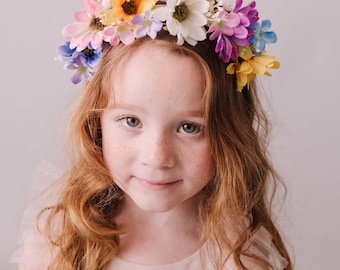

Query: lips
136 177 181 190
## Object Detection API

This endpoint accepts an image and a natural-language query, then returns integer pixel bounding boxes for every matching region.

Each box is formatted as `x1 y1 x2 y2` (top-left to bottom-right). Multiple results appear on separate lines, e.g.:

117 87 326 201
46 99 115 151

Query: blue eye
122 117 140 128
180 123 202 134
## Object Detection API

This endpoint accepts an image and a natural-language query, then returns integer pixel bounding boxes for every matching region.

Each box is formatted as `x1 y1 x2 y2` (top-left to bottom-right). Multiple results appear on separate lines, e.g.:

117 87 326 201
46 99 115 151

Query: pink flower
233 0 259 40
62 0 105 51
208 10 241 62
103 22 135 46
233 0 258 25
208 11 240 40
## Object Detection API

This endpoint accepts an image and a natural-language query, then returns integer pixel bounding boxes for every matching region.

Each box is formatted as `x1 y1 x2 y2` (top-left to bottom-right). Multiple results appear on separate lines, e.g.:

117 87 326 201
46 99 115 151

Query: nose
139 131 176 169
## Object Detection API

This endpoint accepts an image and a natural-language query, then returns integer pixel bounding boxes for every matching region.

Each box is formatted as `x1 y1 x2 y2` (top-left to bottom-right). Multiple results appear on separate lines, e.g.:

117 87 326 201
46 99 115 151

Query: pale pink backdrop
1 0 339 269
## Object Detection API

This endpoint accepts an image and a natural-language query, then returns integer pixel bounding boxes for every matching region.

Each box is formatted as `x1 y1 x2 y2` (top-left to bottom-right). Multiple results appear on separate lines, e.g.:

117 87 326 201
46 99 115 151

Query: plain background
1 0 339 269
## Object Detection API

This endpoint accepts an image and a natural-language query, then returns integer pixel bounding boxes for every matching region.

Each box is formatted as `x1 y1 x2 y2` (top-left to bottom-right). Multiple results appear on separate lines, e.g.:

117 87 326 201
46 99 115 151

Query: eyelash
119 116 141 128
179 122 204 135
118 117 204 136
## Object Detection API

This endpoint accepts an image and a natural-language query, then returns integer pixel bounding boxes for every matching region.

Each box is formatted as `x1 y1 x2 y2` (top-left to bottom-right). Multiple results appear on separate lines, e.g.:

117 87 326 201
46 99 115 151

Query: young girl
14 0 292 269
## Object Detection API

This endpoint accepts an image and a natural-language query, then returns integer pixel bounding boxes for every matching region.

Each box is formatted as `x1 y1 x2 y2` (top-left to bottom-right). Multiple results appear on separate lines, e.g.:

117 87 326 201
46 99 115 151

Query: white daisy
154 0 209 45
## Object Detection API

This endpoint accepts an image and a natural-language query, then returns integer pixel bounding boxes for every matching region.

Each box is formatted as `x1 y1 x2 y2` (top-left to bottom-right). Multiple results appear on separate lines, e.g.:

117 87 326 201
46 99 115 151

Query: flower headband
57 0 279 91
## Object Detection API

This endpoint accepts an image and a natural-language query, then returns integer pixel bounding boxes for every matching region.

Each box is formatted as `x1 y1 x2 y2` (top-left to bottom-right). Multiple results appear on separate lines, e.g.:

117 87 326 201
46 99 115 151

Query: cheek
102 140 132 189
201 153 216 178
102 132 129 169
103 142 129 165
187 145 215 178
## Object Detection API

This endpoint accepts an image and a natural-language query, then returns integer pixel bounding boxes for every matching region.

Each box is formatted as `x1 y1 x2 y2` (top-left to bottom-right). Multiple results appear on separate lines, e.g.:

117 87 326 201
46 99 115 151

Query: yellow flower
103 0 157 25
249 55 280 75
227 47 280 91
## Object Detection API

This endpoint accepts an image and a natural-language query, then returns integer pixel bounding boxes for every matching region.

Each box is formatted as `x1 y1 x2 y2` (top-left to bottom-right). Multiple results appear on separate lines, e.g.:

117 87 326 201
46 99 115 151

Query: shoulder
240 227 288 270
203 226 288 270
10 161 65 269
10 211 62 270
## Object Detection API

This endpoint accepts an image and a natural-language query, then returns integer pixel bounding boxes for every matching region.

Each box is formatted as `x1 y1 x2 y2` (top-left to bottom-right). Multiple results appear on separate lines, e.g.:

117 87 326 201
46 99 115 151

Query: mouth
136 177 181 190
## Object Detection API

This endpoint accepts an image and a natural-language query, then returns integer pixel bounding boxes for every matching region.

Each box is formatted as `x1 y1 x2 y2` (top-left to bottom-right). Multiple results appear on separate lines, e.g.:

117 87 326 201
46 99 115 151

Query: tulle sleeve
10 161 63 270
241 226 289 270
10 221 54 270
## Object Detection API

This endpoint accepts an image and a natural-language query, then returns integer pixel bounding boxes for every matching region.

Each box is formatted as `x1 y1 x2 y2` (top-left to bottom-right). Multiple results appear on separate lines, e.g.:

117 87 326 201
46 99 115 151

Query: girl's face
101 44 215 213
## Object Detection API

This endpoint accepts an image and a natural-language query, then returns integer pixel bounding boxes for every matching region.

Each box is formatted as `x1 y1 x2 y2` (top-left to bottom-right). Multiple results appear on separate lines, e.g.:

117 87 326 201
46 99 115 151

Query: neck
117 194 200 231
115 195 202 264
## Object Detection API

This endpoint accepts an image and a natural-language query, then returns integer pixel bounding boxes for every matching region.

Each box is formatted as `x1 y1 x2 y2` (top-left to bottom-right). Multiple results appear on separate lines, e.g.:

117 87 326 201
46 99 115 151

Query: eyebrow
106 104 205 118
106 104 144 111
180 110 205 117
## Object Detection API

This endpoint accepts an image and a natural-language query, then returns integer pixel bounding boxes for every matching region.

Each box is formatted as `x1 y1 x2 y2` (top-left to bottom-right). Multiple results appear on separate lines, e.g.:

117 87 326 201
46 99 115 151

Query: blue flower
57 42 103 84
249 19 277 54
56 42 77 62
80 45 103 70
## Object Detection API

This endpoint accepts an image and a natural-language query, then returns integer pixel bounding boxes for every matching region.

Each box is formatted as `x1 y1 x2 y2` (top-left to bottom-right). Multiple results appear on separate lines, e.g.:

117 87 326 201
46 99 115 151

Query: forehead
108 43 207 104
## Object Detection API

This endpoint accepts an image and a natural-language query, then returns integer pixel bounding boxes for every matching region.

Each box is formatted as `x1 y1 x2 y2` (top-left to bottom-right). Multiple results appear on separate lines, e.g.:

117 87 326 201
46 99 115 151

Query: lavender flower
132 10 163 39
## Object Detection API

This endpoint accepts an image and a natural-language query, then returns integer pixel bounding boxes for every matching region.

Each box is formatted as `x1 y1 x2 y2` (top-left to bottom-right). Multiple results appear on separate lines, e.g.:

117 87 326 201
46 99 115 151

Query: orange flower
103 0 157 25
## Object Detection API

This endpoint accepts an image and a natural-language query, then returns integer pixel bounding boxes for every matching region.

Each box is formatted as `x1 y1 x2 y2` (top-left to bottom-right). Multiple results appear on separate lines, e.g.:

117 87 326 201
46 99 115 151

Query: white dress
11 224 287 270
105 226 288 269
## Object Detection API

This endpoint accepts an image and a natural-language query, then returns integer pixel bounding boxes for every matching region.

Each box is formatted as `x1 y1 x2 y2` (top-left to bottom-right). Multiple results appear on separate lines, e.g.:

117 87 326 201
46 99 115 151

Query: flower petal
226 63 236 74
136 27 148 38
118 29 135 45
131 14 145 25
261 19 272 31
263 31 277 44
225 12 241 28
153 7 168 21
238 61 253 74
233 25 248 39
249 59 267 74
81 0 99 15
74 11 90 23
63 23 86 40
77 33 92 51
71 72 83 84
237 72 249 89
90 32 104 49
186 10 207 26
257 38 266 51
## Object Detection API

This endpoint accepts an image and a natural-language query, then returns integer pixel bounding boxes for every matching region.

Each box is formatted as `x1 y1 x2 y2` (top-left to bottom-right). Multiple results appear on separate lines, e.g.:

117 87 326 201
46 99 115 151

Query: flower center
145 19 152 27
89 17 105 31
173 2 190 22
122 0 138 15
82 48 95 58
78 65 87 73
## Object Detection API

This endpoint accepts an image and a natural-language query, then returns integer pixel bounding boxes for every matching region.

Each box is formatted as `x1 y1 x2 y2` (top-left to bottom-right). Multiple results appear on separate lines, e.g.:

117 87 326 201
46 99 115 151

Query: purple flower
207 0 259 63
67 54 92 84
215 33 239 63
233 0 259 25
131 10 163 39
249 19 277 54
229 14 250 47
233 0 259 42
233 0 259 40
208 11 241 62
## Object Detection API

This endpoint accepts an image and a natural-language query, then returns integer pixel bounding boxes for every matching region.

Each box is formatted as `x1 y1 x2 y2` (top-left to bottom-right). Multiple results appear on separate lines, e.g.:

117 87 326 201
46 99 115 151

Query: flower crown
57 0 279 91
